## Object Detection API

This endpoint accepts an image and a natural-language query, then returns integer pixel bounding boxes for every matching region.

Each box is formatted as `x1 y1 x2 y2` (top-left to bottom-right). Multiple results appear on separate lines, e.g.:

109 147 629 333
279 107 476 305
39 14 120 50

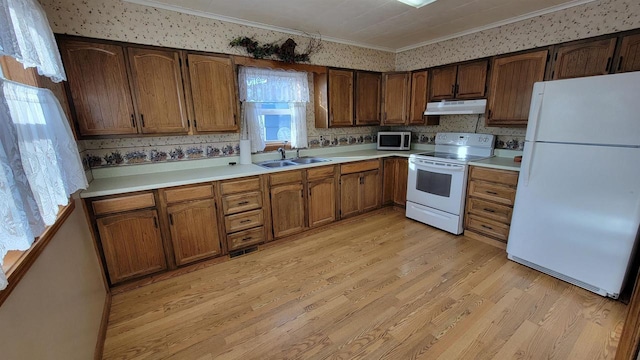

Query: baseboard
94 291 111 360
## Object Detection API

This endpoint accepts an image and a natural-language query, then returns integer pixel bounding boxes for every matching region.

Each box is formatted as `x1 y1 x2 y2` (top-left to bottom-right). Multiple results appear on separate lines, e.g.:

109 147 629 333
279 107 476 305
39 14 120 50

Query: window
238 67 309 153
258 102 292 143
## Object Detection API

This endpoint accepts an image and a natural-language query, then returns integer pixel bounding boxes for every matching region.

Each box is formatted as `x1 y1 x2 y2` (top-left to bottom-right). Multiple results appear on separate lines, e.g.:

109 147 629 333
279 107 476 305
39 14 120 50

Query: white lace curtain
238 67 309 152
0 79 87 290
0 0 67 83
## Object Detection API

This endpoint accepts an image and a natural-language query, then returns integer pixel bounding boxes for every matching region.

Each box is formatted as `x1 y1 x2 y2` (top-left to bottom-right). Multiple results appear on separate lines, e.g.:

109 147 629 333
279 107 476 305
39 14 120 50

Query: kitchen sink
257 160 298 168
256 157 330 168
291 157 330 164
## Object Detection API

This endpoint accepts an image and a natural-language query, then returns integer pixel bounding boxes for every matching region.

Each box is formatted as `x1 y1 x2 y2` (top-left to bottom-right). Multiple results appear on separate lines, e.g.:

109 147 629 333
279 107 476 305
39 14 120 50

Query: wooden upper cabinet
408 70 428 125
97 209 167 284
486 50 548 127
127 47 189 134
328 69 354 127
382 72 410 125
187 54 238 132
429 60 487 101
456 60 488 99
429 65 457 100
615 33 640 73
551 38 616 80
354 71 381 125
58 39 137 136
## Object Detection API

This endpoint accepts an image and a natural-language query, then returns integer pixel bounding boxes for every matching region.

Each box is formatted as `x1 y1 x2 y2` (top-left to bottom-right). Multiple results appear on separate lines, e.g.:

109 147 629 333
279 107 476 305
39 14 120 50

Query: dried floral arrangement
229 36 322 63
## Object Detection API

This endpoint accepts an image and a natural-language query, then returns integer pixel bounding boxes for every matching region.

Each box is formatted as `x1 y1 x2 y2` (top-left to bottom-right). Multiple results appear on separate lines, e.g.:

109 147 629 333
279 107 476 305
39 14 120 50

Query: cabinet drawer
466 214 510 242
92 192 155 215
227 227 265 251
163 184 213 204
307 165 335 181
225 209 264 233
470 166 518 186
341 160 379 175
222 191 262 215
270 170 303 186
468 180 516 206
220 177 261 195
466 198 513 223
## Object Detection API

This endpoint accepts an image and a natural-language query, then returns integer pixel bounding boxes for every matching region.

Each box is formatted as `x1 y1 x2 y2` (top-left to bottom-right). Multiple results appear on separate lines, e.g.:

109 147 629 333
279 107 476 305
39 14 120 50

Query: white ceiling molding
125 0 596 53
123 0 397 52
395 0 597 53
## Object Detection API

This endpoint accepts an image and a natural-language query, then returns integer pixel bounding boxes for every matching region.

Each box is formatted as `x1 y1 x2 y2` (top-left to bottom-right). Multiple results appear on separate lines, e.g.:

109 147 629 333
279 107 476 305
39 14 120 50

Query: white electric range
406 132 495 234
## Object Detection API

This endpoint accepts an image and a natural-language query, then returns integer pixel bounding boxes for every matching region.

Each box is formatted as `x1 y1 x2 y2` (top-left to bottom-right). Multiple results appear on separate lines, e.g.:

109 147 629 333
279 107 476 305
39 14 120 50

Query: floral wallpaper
41 0 639 168
396 0 640 71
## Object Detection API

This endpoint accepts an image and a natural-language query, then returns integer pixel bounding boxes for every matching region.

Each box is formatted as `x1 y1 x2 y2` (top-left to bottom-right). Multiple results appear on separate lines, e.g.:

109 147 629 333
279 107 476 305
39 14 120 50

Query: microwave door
380 135 402 148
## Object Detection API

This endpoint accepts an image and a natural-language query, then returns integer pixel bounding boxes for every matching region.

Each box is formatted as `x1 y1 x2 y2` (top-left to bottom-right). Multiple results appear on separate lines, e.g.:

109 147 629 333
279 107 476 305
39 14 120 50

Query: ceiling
125 0 594 52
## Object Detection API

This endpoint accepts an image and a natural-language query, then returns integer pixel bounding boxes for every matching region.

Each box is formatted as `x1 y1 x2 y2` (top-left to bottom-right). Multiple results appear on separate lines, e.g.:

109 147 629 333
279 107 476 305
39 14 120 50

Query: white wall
0 198 107 360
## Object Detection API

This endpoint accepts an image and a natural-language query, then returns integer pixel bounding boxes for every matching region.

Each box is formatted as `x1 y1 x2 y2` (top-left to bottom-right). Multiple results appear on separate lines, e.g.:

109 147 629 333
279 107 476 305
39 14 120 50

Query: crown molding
123 0 396 53
395 0 596 53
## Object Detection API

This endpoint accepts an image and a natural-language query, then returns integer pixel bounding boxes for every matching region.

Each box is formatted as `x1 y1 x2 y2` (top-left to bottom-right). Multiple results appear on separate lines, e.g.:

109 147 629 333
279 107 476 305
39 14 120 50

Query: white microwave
377 131 411 150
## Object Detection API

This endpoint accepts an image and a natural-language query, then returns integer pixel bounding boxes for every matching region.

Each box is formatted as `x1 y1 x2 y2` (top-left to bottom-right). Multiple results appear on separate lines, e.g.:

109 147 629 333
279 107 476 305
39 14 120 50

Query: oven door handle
412 160 465 172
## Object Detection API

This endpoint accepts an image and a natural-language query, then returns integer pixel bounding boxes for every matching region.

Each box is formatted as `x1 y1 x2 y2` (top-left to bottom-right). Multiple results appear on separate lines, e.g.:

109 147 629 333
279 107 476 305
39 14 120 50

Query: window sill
0 199 75 307
263 142 292 152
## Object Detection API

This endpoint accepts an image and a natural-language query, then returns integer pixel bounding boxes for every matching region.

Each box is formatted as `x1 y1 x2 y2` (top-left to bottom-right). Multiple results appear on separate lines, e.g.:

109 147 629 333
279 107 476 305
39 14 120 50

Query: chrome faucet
277 147 286 160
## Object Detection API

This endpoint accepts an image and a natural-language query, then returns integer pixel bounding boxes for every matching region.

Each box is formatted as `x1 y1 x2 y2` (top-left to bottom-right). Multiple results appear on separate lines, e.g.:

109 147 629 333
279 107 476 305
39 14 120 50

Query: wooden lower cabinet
167 199 222 266
464 166 519 248
97 209 167 284
270 182 306 239
220 176 266 250
340 160 382 218
383 157 408 207
308 177 336 228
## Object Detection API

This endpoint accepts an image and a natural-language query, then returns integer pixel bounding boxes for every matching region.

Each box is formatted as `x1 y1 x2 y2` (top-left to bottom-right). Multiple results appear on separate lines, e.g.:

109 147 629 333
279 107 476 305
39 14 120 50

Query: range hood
424 99 487 115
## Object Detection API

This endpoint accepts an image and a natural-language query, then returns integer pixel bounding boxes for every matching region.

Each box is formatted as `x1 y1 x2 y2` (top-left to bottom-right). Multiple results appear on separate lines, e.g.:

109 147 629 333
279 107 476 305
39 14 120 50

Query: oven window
380 135 401 147
416 169 451 197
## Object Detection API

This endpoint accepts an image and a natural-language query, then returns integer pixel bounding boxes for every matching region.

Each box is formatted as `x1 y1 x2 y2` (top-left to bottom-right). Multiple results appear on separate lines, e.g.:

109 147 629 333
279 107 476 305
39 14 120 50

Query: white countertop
469 155 522 172
81 144 523 198
81 146 426 198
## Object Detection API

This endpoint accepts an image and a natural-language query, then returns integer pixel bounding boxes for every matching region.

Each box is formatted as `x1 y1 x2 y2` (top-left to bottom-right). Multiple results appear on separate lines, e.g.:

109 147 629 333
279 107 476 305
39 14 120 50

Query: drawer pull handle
240 219 252 224
485 191 498 195
483 208 496 213
481 224 493 230
238 201 249 205
242 236 253 241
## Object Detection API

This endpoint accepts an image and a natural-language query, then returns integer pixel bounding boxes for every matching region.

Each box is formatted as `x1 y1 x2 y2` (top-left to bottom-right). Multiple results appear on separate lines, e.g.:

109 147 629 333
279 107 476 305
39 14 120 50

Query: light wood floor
103 208 627 360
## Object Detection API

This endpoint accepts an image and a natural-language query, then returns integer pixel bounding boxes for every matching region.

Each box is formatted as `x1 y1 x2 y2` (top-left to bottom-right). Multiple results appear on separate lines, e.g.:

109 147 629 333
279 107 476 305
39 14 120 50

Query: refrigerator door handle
526 88 545 142
521 141 535 186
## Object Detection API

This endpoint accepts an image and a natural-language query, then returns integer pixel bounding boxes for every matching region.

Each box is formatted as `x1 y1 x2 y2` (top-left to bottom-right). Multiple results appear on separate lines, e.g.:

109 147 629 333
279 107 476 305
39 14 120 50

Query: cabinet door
97 210 166 284
354 71 381 125
408 71 428 125
328 69 354 127
382 158 396 205
58 40 137 136
456 60 488 99
127 47 189 134
551 38 616 80
382 72 410 125
167 199 222 266
187 54 239 132
486 50 548 126
308 177 336 228
393 158 408 207
429 65 457 100
270 183 306 238
615 33 640 73
340 173 361 219
361 170 381 213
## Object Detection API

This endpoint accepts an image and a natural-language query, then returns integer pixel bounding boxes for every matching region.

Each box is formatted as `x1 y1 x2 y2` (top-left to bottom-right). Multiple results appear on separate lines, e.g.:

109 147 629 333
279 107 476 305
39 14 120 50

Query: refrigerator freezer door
507 142 640 296
526 72 640 146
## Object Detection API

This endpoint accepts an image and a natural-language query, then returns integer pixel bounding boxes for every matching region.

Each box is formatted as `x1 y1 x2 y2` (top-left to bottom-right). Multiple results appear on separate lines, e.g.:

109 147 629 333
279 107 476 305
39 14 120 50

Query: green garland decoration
229 36 321 63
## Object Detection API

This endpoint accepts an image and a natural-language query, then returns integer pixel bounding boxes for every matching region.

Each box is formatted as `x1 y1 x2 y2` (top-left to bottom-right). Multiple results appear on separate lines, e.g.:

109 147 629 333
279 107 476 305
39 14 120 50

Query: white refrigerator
507 72 640 298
